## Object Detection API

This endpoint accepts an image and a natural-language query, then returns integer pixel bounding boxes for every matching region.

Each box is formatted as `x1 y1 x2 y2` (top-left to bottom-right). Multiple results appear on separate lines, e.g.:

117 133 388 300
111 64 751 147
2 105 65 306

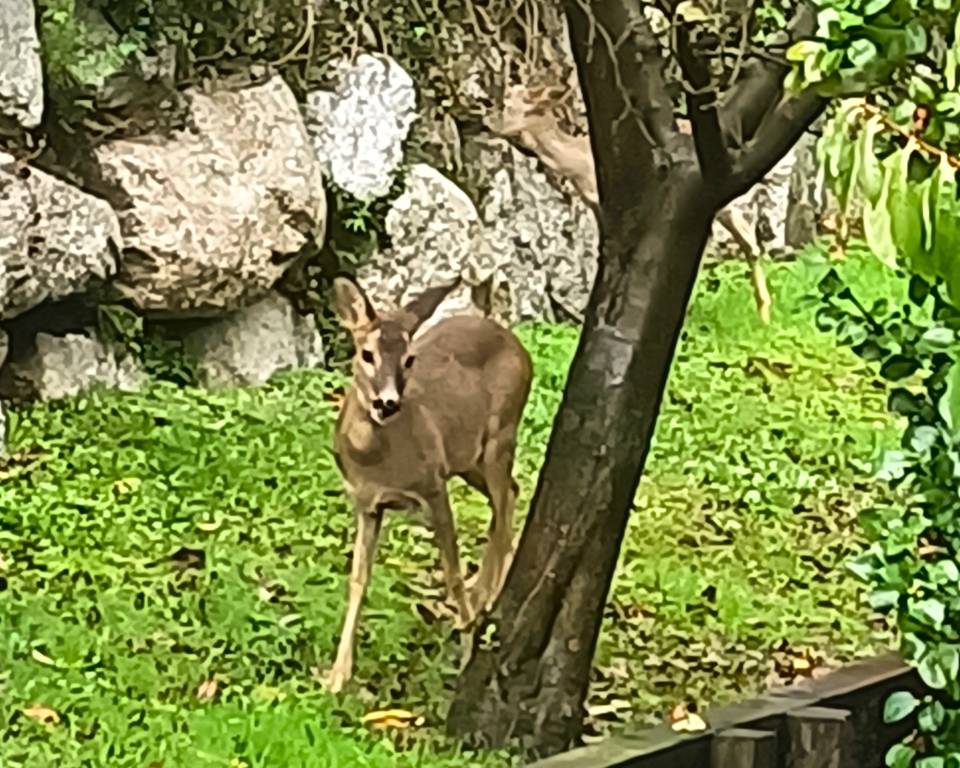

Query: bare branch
675 19 730 181
564 0 691 206
717 4 824 201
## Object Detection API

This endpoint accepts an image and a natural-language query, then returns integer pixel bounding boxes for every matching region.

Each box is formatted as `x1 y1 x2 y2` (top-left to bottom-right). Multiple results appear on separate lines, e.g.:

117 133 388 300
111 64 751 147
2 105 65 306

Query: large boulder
303 53 417 200
476 138 598 323
0 0 43 131
0 153 122 319
0 331 144 402
183 294 325 388
94 75 327 314
356 163 490 327
711 130 825 256
358 146 598 327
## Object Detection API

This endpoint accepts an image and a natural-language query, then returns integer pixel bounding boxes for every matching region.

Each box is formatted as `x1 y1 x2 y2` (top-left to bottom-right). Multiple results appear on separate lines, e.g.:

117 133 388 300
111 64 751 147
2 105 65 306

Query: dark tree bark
448 0 823 757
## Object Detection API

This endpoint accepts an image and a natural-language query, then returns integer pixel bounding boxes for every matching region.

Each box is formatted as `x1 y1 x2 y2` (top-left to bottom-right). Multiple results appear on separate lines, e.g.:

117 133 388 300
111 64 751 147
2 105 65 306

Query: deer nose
374 397 400 417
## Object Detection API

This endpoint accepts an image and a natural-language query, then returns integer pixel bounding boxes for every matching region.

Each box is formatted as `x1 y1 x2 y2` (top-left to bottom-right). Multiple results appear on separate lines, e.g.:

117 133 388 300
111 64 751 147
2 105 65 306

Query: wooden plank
785 706 853 768
527 725 712 768
711 728 777 768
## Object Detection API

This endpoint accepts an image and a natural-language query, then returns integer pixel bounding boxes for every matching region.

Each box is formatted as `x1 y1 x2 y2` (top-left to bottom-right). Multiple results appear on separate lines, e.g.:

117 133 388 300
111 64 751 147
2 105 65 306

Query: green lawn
0 250 904 765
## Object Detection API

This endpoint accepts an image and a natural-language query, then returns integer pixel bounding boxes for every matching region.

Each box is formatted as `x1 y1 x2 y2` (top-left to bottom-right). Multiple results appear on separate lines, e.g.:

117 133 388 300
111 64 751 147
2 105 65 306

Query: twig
271 1 316 67
855 102 960 171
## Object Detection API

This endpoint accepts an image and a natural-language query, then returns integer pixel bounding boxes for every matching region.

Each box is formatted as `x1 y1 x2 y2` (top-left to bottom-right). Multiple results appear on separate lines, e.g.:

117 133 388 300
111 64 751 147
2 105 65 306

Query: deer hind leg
327 507 383 694
424 487 473 629
467 430 519 615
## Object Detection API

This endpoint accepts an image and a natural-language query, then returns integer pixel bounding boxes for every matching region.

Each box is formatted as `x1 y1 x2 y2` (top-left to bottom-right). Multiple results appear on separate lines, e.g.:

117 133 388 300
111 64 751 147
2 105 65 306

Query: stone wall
0 4 831 452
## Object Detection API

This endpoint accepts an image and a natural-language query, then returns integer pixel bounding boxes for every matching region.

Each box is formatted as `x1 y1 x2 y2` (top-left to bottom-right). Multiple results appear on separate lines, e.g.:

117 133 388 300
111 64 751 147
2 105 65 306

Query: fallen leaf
671 712 708 733
23 705 59 724
361 708 425 730
197 679 219 701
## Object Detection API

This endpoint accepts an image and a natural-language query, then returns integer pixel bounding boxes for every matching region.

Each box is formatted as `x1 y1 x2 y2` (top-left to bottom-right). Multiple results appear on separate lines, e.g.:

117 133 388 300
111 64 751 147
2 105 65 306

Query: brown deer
326 274 533 693
489 82 774 322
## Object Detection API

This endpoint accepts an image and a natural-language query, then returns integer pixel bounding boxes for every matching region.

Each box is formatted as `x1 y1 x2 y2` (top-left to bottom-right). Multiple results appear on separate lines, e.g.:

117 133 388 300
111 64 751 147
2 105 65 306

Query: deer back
334 315 532 510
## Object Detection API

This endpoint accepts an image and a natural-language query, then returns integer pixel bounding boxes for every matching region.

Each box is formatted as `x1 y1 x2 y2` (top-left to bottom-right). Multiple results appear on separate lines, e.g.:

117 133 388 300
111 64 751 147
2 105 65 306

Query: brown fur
326 276 533 692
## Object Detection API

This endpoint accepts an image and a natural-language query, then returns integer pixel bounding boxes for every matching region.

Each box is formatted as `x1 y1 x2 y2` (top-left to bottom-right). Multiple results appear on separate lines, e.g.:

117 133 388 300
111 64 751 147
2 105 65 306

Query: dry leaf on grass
197 679 219 701
361 708 425 730
23 705 59 725
670 703 708 733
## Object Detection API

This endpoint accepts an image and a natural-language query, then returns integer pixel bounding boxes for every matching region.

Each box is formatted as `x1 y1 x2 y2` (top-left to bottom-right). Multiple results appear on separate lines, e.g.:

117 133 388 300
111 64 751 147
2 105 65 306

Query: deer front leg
327 506 383 693
424 489 473 629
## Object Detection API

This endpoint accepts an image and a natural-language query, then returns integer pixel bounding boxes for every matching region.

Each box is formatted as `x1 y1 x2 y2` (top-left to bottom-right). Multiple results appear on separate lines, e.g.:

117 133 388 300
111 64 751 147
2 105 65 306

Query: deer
325 274 533 693
488 82 774 323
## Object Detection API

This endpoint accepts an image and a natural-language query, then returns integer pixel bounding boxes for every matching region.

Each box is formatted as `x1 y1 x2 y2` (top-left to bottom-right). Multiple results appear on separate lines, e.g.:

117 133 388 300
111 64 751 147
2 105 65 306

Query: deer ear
333 275 377 331
399 278 460 334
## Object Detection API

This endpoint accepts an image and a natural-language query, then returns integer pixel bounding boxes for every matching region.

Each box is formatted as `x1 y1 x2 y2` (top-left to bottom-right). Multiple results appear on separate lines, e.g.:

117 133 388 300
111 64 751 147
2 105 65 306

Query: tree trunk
448 176 714 756
447 0 822 756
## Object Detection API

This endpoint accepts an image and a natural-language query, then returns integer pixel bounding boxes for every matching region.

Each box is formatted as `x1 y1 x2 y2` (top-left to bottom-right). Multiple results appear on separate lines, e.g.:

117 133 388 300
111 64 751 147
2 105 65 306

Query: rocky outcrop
94 75 327 314
476 138 597 323
357 140 598 327
0 153 122 319
0 0 43 131
183 294 325 388
1 331 144 402
303 53 416 200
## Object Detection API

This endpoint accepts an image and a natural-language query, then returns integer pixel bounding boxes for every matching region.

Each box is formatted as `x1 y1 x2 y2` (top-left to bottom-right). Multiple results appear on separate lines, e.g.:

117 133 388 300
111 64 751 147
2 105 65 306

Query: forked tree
447 0 825 754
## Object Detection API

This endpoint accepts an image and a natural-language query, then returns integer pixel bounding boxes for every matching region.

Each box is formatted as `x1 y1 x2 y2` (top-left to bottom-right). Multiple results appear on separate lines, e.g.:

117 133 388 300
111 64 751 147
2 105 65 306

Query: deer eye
361 349 375 364
404 355 415 369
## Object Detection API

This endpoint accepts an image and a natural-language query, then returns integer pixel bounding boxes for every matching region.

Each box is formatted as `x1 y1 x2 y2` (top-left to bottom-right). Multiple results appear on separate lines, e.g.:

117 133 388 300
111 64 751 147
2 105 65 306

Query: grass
0 249 905 765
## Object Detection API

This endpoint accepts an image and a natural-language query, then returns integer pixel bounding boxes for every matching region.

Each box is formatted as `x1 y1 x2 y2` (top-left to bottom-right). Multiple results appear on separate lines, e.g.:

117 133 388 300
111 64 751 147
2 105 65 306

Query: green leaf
918 759 946 768
869 588 900 609
918 700 946 732
847 38 878 68
938 360 960 437
879 355 921 381
887 744 917 768
786 39 824 63
883 691 920 723
912 598 946 628
918 646 960 689
863 0 892 13
864 159 899 268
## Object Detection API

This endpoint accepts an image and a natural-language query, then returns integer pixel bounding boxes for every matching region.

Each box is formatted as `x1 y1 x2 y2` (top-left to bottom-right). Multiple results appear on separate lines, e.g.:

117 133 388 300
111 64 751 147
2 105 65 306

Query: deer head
333 275 459 424
488 82 599 208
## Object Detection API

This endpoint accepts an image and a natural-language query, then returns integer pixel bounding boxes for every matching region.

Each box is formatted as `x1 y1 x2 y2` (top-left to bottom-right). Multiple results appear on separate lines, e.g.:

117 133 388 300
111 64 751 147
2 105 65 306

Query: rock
303 53 416 200
477 138 598 323
0 328 6 453
711 130 826 256
1 331 144 402
785 130 825 249
356 164 490 326
0 153 122 319
94 75 326 314
0 0 43 130
359 143 598 327
184 294 325 388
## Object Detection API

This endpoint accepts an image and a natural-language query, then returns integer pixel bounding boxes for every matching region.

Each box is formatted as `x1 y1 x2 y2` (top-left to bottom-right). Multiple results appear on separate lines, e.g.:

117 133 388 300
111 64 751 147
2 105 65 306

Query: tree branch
675 21 730 181
564 0 693 208
715 3 824 201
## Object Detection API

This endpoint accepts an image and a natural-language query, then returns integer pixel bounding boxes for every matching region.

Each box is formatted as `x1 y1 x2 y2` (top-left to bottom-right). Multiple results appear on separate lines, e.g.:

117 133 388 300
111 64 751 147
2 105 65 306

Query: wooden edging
530 653 924 768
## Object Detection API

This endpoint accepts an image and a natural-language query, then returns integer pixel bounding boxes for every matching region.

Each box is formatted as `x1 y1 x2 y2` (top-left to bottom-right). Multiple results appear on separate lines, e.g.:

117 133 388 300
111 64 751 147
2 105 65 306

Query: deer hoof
324 665 350 694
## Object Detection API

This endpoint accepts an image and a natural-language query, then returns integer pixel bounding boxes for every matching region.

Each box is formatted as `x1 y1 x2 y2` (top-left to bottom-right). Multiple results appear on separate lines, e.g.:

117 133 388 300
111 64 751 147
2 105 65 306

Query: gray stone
3 331 144 402
0 0 43 130
184 294 325 388
0 152 122 319
303 53 416 200
476 138 598 323
94 75 327 314
356 163 488 326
